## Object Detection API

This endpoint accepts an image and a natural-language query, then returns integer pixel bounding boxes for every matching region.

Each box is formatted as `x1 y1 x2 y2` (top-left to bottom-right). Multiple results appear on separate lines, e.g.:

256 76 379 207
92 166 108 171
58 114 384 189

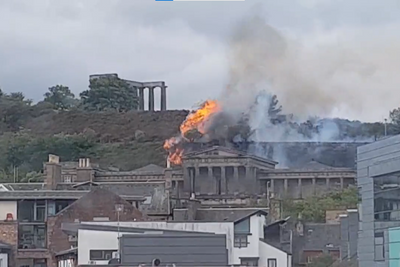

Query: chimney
166 158 171 169
187 199 200 221
76 158 94 182
45 154 61 190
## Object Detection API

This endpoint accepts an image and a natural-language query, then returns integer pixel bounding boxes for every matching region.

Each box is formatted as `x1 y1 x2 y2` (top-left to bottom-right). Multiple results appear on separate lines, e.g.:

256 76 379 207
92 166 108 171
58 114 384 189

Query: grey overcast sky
1 0 400 121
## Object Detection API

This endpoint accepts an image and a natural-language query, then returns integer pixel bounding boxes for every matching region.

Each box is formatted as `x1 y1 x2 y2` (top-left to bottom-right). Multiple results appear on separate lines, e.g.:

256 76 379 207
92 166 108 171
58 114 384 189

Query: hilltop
0 79 398 182
22 109 189 142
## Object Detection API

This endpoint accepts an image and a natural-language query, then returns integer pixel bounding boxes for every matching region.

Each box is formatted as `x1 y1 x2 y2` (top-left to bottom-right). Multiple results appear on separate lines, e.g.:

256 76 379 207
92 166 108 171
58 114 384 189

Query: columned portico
89 74 167 111
221 167 226 194
148 87 155 111
139 84 167 111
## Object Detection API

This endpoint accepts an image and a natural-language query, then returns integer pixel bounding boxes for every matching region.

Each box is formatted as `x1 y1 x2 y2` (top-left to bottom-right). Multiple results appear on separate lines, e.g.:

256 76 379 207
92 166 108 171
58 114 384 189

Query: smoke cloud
213 11 398 166
220 13 400 122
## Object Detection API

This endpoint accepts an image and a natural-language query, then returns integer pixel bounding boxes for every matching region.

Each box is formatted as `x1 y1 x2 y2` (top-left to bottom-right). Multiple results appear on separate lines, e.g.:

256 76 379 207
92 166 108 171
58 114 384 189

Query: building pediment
183 146 277 167
184 146 244 158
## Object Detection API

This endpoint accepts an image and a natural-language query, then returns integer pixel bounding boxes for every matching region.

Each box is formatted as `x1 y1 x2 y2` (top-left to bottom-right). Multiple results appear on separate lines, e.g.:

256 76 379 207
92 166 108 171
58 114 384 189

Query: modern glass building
357 135 400 267
388 227 400 267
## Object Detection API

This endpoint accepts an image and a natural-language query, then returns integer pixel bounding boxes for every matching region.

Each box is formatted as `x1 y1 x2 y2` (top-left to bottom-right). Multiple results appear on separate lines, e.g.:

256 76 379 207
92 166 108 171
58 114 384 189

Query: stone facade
167 146 356 202
40 145 356 209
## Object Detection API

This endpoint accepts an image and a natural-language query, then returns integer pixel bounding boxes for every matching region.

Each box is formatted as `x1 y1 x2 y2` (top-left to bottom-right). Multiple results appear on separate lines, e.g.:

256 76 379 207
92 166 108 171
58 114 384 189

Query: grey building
357 135 400 267
58 222 228 267
120 234 228 266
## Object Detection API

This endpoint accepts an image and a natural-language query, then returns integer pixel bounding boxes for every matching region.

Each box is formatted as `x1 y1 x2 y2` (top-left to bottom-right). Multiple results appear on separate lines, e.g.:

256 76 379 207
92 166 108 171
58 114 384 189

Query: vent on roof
93 217 109 221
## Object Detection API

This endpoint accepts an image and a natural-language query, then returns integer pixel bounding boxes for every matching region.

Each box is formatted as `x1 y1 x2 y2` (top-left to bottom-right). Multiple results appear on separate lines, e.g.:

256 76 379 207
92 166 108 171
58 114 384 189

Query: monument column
148 87 155 111
269 179 274 192
161 86 167 111
208 167 213 178
233 166 240 193
194 163 199 194
245 166 253 192
312 178 316 195
233 167 239 180
284 179 288 195
340 177 344 189
183 167 191 193
138 88 144 110
221 166 226 194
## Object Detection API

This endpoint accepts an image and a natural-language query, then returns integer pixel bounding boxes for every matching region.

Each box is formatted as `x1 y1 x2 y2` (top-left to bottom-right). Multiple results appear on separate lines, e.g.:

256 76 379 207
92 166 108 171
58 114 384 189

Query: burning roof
163 100 221 165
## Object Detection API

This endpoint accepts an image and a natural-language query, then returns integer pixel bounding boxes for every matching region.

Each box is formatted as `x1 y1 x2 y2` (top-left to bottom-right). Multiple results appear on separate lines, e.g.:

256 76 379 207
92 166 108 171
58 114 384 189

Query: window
267 259 277 267
18 224 47 249
234 218 250 233
240 258 258 266
33 259 47 267
234 234 248 248
63 175 72 183
35 200 46 221
374 174 400 221
374 232 385 261
90 250 117 260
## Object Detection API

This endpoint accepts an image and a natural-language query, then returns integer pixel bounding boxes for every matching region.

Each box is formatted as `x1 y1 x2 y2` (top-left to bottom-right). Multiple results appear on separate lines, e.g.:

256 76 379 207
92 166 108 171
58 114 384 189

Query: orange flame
164 100 221 165
180 100 221 136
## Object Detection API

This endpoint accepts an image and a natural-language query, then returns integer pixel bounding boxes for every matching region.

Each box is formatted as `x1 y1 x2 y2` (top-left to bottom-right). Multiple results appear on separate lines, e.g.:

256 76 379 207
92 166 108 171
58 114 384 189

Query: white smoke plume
216 11 398 166
220 12 400 123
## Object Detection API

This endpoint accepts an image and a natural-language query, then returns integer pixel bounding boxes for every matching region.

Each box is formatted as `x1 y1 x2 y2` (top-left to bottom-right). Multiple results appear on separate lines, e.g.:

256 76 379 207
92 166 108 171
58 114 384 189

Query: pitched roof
294 159 352 171
61 222 218 236
56 187 144 219
176 208 268 222
298 159 335 170
0 190 87 199
133 164 165 174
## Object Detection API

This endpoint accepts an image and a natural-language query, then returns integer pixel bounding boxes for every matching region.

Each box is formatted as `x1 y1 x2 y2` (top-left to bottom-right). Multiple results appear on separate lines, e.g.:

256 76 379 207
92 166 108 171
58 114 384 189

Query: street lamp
115 204 124 259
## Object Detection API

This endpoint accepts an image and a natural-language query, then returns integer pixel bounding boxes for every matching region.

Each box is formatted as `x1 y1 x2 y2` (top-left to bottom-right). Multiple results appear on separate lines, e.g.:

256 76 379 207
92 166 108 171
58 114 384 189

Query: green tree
283 187 358 222
389 107 400 134
0 92 32 131
308 254 335 267
80 76 139 112
0 132 99 182
44 85 77 110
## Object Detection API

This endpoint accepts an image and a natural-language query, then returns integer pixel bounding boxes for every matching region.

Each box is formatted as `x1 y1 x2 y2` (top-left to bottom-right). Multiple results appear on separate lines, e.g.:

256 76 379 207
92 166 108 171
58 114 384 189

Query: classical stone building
89 73 167 111
166 146 356 202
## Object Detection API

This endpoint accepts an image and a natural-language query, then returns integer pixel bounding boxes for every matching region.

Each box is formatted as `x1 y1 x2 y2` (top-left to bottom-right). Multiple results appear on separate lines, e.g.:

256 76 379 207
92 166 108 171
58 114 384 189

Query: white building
76 209 292 267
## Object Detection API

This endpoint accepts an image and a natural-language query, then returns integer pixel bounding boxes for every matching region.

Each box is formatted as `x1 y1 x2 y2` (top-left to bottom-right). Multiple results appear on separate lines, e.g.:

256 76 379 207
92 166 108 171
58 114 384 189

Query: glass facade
374 174 400 221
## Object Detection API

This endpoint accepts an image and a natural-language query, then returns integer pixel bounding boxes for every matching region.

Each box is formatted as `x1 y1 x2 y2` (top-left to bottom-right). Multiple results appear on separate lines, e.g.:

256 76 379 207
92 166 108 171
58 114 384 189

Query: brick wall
47 187 144 267
0 222 17 267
